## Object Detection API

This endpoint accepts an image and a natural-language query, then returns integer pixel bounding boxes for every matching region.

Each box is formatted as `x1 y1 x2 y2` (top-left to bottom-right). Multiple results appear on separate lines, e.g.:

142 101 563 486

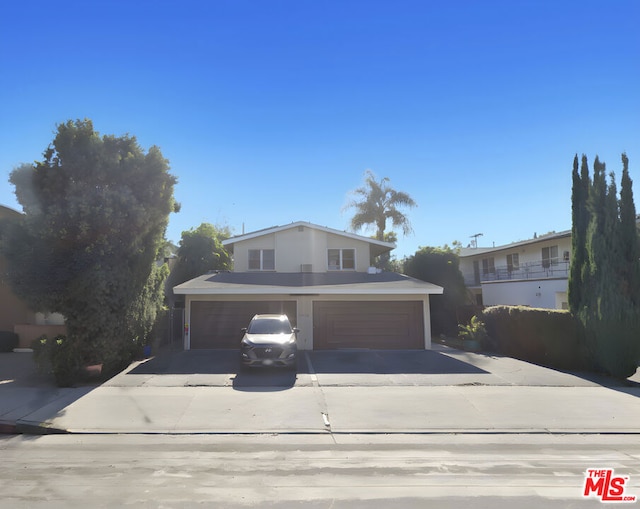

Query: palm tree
344 170 417 241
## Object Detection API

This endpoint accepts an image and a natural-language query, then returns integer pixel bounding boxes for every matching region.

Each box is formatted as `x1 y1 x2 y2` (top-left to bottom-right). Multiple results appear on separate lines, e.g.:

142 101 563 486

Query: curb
13 420 68 435
0 421 18 434
7 426 640 436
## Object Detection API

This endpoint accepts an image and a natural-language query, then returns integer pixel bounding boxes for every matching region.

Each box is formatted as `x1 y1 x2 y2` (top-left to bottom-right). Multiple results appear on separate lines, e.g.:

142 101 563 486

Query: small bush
458 316 488 343
480 306 588 371
31 335 82 387
0 331 19 352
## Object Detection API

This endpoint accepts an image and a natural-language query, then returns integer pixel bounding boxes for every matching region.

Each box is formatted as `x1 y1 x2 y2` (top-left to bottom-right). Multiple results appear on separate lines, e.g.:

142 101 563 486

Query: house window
542 245 558 268
328 249 355 270
507 253 519 272
482 257 495 275
248 249 275 270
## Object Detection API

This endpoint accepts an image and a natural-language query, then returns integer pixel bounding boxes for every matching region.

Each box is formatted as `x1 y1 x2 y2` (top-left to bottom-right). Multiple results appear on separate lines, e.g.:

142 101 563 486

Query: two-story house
173 221 443 350
458 230 572 310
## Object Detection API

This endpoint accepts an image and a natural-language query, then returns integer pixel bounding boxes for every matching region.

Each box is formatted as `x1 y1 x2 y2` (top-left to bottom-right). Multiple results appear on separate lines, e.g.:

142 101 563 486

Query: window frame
248 249 275 271
328 248 356 271
482 257 495 275
542 245 559 268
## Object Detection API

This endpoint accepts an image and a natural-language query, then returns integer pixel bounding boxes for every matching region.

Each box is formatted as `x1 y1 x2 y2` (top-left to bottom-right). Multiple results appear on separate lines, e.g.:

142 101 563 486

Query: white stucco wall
481 278 568 309
231 235 276 272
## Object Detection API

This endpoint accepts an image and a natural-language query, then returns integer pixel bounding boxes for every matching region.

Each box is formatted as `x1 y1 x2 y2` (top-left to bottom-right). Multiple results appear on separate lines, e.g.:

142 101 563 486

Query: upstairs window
328 248 355 270
482 257 495 275
248 249 275 270
507 253 519 272
542 245 558 268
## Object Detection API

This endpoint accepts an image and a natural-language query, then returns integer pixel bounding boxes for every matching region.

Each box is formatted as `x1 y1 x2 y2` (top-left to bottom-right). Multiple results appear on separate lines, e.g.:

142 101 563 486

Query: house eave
459 230 572 258
174 285 443 296
173 271 443 296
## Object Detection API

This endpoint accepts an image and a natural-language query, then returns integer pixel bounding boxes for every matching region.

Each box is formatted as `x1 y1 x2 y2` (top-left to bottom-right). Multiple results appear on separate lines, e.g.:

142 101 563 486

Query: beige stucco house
174 221 443 350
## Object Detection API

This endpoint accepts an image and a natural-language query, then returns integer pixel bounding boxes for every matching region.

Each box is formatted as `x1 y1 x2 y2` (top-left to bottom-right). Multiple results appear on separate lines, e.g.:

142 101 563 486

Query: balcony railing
463 259 570 286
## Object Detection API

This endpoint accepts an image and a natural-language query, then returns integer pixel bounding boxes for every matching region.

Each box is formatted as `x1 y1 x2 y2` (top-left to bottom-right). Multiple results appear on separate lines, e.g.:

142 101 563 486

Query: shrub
31 335 82 387
458 316 488 344
0 331 19 352
480 306 589 371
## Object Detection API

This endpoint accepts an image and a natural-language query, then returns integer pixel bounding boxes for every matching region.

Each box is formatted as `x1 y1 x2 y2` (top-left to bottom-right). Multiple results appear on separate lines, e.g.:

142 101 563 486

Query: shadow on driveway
231 369 297 391
129 349 241 375
306 349 489 375
123 348 489 392
128 349 298 391
128 348 489 376
0 352 99 434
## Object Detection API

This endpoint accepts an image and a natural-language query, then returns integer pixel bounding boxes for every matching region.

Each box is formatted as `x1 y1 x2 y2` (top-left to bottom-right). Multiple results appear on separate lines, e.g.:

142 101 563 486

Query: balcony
463 259 570 287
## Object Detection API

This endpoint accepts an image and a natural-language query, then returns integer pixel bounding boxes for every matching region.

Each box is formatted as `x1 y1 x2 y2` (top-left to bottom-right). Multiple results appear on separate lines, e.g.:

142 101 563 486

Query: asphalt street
1 433 638 508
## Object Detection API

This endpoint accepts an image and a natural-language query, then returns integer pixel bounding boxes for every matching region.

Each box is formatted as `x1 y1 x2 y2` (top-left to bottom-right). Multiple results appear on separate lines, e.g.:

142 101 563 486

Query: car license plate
262 359 273 366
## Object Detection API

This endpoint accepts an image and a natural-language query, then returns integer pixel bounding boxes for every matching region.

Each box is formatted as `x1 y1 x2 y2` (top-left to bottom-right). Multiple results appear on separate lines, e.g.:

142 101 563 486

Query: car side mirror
240 328 247 333
293 328 300 334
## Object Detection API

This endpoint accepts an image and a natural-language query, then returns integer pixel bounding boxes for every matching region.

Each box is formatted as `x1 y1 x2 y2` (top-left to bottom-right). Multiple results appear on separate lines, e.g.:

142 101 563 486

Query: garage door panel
190 301 296 349
313 301 423 350
331 314 412 335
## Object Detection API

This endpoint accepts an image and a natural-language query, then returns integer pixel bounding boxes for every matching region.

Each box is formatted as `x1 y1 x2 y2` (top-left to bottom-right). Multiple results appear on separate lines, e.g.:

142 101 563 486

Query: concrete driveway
4 346 640 434
103 344 616 389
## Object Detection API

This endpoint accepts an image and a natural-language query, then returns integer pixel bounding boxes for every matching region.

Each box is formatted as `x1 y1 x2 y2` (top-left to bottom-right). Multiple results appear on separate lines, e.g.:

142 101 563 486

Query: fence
464 260 570 286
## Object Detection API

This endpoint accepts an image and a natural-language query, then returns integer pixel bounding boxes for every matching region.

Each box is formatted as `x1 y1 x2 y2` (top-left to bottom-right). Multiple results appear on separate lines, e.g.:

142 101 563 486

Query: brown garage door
190 301 297 349
313 301 424 349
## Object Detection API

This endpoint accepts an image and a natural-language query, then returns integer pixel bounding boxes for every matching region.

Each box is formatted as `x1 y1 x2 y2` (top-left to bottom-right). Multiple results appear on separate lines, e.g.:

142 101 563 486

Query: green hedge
0 331 19 352
479 306 589 371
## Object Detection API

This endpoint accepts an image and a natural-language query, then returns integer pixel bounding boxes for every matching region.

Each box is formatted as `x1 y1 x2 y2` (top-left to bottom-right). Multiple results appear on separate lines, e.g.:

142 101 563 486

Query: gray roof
174 271 443 296
459 230 571 258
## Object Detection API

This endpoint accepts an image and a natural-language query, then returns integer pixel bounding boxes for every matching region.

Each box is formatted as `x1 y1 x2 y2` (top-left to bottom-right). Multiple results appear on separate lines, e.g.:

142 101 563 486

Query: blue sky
1 0 638 259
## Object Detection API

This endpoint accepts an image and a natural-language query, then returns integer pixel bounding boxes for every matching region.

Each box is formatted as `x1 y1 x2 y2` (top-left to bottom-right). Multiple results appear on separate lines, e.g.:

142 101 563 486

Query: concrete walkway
2 347 640 435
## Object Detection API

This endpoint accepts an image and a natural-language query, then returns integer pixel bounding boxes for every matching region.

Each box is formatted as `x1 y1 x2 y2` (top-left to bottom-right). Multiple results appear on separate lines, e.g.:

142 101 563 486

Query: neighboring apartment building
174 221 443 350
458 231 572 310
0 205 66 347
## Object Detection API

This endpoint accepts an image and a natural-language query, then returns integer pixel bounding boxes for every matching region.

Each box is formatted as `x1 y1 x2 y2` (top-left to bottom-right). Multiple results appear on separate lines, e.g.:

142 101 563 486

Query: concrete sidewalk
2 348 640 435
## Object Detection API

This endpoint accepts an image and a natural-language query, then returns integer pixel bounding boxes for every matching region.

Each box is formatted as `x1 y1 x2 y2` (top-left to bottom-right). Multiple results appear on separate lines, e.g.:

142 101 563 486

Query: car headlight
241 337 254 347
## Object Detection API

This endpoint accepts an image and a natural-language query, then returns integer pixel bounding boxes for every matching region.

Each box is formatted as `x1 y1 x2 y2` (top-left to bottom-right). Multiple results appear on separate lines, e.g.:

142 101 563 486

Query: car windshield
247 318 292 335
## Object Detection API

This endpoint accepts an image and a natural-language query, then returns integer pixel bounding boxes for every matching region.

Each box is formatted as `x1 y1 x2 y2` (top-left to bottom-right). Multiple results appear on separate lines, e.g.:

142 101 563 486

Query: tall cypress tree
619 153 640 305
572 154 640 378
569 155 589 313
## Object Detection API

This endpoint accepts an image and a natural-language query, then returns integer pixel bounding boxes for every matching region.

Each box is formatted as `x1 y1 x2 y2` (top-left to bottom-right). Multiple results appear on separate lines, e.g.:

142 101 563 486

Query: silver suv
240 314 298 369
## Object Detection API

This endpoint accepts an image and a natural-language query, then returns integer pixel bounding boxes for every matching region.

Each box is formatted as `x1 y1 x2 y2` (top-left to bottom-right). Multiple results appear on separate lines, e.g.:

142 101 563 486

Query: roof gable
222 221 395 256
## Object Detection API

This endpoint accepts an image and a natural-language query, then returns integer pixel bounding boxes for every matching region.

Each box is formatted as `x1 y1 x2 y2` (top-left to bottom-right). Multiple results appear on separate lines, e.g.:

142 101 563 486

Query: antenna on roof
470 233 483 249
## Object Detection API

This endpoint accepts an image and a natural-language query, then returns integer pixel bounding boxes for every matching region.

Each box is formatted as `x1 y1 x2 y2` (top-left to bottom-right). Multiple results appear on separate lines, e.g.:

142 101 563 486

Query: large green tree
403 246 468 336
166 222 232 302
0 119 178 371
344 170 416 241
569 153 640 378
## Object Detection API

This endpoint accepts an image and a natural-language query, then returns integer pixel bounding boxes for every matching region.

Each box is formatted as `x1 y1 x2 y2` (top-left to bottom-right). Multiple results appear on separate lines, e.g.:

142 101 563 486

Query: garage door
313 301 424 349
190 301 297 349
